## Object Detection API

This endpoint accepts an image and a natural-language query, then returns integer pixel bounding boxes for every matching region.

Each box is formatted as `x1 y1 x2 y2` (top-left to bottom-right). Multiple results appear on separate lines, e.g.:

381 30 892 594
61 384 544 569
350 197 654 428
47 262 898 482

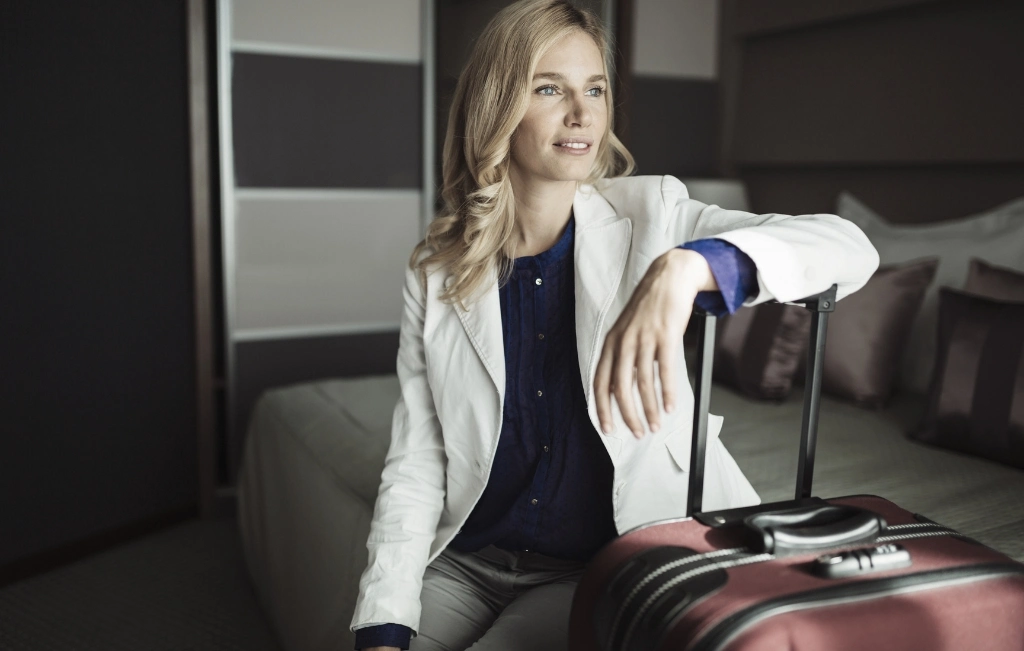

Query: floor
0 518 283 651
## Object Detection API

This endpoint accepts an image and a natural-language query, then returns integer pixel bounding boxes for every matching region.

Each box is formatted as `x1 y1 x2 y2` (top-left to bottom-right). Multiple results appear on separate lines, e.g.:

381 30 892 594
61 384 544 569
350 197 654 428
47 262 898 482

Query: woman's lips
554 140 593 155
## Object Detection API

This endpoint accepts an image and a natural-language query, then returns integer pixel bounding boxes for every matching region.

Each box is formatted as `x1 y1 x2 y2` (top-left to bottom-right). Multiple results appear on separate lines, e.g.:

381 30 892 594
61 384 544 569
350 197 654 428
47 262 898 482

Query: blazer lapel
451 270 506 398
573 185 633 410
449 184 631 407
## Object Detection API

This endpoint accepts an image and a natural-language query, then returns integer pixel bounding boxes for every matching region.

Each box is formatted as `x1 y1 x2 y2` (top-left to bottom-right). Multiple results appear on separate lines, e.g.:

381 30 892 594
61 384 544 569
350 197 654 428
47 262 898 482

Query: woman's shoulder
585 175 691 229
591 174 688 201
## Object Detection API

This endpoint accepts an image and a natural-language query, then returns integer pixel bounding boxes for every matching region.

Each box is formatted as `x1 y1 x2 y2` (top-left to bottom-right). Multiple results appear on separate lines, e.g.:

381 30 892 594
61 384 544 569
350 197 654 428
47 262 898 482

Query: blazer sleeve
662 175 879 306
350 258 448 635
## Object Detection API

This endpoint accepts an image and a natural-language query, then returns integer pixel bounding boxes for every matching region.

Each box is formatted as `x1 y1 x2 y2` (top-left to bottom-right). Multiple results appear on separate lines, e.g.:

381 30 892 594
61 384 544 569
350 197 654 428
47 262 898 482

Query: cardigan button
535 278 543 286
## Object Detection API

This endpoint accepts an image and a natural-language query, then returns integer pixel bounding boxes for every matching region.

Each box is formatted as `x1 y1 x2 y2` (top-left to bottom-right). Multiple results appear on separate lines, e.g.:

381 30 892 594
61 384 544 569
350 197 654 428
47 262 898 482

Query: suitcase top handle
744 503 886 555
686 284 838 518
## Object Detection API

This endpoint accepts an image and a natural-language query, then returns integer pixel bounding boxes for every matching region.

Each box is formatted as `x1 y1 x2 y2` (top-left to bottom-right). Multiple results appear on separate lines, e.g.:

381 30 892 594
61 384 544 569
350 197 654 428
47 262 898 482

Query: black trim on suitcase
689 563 1024 651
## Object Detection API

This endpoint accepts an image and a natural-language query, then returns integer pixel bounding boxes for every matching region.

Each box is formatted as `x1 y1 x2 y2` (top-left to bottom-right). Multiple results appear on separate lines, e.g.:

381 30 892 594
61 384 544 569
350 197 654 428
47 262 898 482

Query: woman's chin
547 160 595 183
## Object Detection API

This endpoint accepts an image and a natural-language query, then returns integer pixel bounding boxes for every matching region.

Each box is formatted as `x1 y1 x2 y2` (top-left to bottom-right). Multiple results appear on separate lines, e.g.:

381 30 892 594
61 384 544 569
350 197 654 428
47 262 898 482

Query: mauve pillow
910 289 1024 469
838 193 1024 395
797 258 939 408
965 258 1024 302
713 302 810 400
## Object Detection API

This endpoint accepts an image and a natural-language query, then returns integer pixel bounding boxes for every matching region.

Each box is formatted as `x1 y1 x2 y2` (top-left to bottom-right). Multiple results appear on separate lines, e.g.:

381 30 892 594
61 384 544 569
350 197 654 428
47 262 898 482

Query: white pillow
838 192 1024 394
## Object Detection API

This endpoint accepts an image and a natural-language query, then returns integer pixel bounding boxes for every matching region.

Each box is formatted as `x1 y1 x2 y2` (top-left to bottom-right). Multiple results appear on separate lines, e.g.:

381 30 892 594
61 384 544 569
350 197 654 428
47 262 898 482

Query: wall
719 0 1024 221
221 0 426 480
629 0 720 177
1 0 198 577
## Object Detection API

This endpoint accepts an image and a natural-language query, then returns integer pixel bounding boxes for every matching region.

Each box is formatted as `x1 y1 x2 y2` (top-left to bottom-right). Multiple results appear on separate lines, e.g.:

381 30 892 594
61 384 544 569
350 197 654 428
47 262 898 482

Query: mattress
237 374 1024 651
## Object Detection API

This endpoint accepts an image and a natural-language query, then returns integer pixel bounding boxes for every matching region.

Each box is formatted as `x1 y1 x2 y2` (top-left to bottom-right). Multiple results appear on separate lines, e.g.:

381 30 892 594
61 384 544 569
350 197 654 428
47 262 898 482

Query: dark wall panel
734 0 940 36
742 164 1024 223
721 0 1024 224
232 53 421 188
630 77 718 177
734 0 1024 165
1 1 197 565
232 332 399 478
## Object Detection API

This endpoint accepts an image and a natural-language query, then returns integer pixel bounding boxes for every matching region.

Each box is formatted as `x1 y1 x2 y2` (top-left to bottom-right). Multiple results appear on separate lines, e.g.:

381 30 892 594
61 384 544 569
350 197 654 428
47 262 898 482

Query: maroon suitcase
570 285 1024 651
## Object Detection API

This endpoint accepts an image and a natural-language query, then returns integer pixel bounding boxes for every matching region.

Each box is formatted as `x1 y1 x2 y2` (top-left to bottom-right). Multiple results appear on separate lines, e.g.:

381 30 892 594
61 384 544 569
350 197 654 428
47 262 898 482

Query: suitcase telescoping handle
684 283 886 554
685 283 837 518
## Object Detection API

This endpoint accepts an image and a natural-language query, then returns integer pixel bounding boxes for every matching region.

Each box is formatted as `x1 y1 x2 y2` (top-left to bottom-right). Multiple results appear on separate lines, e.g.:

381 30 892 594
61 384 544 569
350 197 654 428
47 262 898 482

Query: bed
236 373 1024 651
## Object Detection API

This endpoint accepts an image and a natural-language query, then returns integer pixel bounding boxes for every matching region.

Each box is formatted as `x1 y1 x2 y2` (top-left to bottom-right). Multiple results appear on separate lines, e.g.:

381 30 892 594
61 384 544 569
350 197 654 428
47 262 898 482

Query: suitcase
569 285 1024 651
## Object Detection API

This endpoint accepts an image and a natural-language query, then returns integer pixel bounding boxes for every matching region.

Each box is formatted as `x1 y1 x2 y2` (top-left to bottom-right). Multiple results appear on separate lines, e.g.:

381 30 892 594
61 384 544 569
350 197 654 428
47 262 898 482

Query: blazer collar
453 184 631 403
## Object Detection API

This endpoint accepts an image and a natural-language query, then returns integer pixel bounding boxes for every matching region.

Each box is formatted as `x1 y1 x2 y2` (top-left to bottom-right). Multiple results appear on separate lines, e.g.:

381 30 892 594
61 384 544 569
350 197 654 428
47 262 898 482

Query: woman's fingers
594 337 616 433
594 328 645 437
596 326 666 439
636 336 660 433
593 249 703 436
613 341 644 437
657 338 678 414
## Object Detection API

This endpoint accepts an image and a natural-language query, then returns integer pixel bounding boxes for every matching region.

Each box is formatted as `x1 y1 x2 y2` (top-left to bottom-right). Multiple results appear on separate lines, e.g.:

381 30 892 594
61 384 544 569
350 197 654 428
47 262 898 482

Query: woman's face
510 30 608 186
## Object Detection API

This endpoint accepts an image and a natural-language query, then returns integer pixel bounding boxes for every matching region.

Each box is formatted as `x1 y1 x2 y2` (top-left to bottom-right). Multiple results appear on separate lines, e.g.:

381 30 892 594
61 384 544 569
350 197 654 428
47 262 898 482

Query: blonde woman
352 1 878 650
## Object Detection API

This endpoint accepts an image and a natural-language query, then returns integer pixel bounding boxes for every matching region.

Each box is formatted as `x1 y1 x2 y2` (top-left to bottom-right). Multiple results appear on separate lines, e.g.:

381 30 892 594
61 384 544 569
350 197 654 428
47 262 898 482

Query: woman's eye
586 86 606 97
536 85 557 96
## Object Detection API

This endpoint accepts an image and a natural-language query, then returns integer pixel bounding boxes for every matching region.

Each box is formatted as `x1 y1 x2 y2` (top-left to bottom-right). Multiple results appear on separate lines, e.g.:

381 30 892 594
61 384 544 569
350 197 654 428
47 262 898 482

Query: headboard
717 0 1024 223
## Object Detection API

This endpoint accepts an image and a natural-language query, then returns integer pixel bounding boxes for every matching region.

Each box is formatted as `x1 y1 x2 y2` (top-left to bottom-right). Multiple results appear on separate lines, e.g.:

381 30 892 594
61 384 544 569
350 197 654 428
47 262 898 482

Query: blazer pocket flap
665 413 724 472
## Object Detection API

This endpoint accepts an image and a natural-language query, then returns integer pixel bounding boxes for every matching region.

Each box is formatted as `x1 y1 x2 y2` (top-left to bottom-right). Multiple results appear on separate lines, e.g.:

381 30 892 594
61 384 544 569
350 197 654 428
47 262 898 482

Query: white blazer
351 175 879 634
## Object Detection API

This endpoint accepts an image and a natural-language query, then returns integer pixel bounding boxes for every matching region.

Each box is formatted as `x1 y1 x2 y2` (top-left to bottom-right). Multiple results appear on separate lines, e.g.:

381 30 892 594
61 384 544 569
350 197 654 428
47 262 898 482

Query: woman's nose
565 95 592 128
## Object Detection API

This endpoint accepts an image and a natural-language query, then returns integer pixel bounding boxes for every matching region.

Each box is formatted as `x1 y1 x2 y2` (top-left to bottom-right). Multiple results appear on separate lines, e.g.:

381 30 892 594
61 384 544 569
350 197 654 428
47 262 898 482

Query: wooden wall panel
741 164 1024 223
734 1 1024 166
734 0 940 36
720 0 1024 222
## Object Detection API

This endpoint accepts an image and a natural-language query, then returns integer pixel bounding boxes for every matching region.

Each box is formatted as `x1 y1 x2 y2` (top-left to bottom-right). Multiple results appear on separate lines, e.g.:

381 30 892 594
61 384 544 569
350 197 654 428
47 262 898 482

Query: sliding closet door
218 0 429 481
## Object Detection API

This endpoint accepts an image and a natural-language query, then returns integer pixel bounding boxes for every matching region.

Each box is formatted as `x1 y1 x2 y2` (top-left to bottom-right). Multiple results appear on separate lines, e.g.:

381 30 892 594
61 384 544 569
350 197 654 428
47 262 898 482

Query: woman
352 1 878 650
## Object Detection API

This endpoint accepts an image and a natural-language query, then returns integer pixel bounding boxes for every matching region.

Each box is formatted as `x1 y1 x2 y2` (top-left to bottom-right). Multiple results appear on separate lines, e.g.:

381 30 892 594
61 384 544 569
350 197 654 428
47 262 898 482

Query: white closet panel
234 191 421 335
633 0 718 79
232 0 421 63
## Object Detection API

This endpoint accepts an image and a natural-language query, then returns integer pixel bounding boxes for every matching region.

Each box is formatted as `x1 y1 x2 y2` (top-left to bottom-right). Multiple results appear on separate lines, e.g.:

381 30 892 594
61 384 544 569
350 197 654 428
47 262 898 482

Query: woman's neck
509 169 576 258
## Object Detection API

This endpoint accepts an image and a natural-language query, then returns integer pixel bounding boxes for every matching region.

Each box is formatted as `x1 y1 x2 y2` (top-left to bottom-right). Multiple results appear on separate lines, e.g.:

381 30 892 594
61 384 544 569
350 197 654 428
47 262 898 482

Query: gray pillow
837 193 1024 394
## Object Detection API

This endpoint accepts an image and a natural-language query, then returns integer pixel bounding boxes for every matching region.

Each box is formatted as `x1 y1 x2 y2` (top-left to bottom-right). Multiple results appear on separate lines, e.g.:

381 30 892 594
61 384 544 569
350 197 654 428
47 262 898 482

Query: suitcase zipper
612 526 968 651
688 562 1024 651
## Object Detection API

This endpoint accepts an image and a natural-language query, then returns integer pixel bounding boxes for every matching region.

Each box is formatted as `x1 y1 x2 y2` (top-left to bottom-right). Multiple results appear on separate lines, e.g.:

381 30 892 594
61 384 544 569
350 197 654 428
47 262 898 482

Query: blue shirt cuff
354 623 413 650
678 238 759 317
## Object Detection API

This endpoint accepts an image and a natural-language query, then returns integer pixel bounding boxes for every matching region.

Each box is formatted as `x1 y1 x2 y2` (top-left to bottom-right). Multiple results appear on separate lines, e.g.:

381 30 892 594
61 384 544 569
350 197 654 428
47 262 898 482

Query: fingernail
666 404 675 413
650 423 660 433
633 429 643 438
601 422 610 434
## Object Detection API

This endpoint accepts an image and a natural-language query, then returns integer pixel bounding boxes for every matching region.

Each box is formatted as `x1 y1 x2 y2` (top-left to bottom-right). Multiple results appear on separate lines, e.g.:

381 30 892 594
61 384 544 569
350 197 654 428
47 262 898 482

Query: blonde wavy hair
411 0 635 306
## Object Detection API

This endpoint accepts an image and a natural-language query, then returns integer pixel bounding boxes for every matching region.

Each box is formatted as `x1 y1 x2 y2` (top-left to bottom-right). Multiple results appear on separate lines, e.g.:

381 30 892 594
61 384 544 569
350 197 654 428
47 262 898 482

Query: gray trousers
408 545 587 651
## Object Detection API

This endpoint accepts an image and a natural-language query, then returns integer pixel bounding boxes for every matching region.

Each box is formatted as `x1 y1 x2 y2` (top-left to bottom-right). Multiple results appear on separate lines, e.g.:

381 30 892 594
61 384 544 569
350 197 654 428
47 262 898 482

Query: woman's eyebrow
533 72 607 83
